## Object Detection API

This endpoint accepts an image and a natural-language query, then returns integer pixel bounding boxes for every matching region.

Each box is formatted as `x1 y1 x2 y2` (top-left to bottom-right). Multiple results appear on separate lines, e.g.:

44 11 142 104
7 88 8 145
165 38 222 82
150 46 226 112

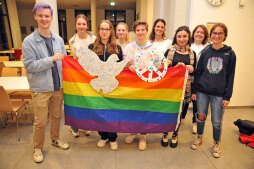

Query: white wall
189 0 254 106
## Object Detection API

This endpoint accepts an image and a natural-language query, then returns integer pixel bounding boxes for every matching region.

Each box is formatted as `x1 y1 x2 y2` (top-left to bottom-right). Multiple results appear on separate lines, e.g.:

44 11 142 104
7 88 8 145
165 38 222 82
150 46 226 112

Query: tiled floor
0 108 253 169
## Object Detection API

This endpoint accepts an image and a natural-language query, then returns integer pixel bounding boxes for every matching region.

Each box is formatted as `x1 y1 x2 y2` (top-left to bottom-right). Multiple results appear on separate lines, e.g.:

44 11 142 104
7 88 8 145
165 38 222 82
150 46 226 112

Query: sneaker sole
161 139 169 147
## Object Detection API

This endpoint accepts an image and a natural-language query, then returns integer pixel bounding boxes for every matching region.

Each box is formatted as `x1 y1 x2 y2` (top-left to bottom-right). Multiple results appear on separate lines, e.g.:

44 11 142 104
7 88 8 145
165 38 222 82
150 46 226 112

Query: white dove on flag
76 46 130 94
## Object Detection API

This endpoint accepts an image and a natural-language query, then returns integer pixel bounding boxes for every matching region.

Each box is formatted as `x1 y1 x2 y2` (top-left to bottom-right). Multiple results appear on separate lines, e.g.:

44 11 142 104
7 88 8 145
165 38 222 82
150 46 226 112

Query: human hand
176 62 185 67
52 53 65 62
192 94 197 101
222 100 230 108
186 65 194 73
129 65 136 73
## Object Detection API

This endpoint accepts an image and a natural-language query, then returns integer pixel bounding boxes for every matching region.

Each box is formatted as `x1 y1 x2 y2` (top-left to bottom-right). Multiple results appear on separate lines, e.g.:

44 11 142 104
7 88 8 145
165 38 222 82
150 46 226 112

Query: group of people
22 2 236 163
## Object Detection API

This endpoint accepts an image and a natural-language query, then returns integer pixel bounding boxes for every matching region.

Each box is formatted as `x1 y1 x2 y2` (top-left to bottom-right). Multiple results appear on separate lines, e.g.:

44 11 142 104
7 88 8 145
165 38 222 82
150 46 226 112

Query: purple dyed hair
32 2 53 16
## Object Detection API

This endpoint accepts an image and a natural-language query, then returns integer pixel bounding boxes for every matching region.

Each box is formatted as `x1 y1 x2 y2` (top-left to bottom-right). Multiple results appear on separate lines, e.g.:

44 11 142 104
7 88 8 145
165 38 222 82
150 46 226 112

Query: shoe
34 148 43 163
97 139 109 148
138 134 146 151
192 122 197 134
170 135 178 148
161 133 169 147
213 142 221 158
191 135 202 150
52 140 70 150
110 141 118 151
125 134 137 144
69 127 79 138
181 119 185 124
84 130 92 136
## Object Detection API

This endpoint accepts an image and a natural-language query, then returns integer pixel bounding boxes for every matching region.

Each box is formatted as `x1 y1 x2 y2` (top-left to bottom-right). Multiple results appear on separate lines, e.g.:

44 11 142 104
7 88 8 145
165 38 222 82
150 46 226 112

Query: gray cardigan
22 29 67 92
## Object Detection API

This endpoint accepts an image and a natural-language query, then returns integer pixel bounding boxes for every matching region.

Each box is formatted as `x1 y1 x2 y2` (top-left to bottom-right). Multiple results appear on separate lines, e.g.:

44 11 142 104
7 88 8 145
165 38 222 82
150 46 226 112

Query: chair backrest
0 56 9 61
1 67 18 77
21 67 26 76
0 62 4 77
13 48 22 60
0 86 14 112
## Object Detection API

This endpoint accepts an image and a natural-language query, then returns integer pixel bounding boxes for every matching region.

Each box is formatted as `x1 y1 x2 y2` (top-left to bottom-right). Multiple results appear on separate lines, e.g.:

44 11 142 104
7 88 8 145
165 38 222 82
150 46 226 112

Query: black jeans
98 132 117 142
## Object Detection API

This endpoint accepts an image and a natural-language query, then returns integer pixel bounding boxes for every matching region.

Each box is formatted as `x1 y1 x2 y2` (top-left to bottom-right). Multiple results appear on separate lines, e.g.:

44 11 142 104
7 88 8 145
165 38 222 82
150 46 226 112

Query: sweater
193 44 236 100
88 43 123 62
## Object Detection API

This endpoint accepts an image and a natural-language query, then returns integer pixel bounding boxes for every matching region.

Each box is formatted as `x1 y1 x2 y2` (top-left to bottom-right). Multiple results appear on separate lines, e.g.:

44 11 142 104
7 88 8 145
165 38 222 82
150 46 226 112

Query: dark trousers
98 132 117 142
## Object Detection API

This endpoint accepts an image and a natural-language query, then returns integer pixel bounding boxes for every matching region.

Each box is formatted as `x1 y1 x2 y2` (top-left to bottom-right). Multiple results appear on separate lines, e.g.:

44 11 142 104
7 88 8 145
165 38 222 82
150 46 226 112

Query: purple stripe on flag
65 115 177 133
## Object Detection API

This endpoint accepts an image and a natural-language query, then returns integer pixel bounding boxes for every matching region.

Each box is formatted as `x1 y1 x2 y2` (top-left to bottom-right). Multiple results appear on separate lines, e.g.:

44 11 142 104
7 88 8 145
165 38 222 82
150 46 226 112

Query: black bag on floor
234 119 254 136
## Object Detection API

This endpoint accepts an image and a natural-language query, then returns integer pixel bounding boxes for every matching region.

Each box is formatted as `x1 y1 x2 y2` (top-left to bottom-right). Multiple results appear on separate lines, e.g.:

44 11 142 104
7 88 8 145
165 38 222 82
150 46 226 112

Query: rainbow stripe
63 56 187 133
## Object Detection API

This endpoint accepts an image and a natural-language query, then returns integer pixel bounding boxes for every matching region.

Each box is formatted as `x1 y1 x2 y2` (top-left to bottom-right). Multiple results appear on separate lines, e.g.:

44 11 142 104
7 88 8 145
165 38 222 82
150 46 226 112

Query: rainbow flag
63 56 187 133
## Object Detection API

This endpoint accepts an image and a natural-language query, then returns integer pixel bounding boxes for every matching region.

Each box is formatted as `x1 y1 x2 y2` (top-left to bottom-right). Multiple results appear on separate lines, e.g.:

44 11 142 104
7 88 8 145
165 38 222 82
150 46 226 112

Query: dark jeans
71 126 78 132
98 132 117 142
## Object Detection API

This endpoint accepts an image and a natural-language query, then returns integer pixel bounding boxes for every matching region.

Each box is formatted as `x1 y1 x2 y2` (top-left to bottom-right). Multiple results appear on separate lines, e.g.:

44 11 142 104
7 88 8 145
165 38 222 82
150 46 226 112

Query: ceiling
16 0 136 10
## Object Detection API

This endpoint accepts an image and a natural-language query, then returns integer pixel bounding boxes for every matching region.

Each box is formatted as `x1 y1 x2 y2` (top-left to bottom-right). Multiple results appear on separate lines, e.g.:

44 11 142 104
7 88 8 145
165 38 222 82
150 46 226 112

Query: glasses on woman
212 32 224 36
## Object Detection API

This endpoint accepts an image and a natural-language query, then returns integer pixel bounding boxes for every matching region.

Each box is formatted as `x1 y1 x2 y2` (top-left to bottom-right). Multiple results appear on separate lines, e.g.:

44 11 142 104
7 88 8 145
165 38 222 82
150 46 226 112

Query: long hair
93 20 118 55
75 14 89 30
149 18 166 42
116 22 131 44
172 26 191 46
191 25 209 45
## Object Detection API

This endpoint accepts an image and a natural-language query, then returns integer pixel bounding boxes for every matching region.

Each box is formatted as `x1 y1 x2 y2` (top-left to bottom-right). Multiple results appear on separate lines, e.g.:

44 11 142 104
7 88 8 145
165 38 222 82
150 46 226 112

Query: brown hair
116 22 131 44
191 25 209 45
149 18 166 42
210 23 228 41
132 20 148 32
93 20 118 55
75 14 89 30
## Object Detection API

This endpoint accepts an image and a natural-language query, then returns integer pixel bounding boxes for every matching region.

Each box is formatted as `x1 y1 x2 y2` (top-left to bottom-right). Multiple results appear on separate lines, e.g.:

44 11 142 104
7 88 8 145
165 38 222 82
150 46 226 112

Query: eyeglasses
212 32 224 36
100 28 111 32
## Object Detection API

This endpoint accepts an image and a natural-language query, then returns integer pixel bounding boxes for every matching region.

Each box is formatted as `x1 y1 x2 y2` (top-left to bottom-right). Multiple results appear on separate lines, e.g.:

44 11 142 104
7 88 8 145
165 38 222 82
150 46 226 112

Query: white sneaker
69 127 79 138
192 122 197 134
52 140 70 150
125 134 137 144
34 148 43 163
110 141 118 151
138 134 146 151
213 142 221 158
97 139 109 148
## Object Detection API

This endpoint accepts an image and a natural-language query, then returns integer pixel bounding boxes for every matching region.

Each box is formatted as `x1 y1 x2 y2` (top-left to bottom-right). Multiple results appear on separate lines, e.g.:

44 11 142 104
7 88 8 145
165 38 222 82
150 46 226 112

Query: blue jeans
196 92 224 142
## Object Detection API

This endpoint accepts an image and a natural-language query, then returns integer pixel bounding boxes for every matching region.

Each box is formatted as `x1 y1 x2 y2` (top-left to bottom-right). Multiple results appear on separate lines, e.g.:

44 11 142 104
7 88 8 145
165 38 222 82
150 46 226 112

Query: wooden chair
9 67 32 100
1 67 18 77
0 56 9 61
13 48 22 60
0 62 4 77
0 86 30 141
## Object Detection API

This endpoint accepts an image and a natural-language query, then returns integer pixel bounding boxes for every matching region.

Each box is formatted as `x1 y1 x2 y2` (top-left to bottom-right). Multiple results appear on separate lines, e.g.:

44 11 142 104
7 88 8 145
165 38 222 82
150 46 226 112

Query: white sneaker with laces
191 135 202 150
110 141 118 151
97 139 109 148
192 122 197 134
125 134 137 144
69 127 79 138
138 134 146 151
213 142 221 158
34 148 43 163
52 140 70 150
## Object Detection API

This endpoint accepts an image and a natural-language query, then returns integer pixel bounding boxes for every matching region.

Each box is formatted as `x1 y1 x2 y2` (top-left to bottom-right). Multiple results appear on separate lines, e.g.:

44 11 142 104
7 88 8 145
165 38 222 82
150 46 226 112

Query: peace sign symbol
135 50 168 82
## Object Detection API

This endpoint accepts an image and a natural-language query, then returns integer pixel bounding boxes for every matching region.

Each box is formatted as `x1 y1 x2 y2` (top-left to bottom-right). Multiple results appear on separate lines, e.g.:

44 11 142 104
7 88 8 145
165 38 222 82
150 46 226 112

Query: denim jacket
22 29 67 92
